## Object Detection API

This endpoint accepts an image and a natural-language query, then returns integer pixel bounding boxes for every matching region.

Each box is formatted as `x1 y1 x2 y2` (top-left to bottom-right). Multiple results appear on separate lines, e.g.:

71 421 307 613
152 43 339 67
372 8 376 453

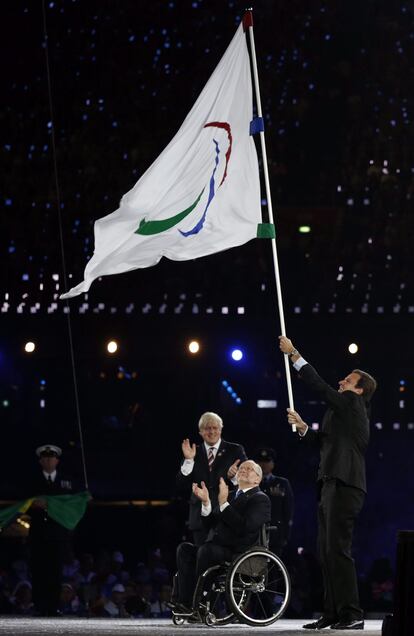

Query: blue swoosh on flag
179 139 220 237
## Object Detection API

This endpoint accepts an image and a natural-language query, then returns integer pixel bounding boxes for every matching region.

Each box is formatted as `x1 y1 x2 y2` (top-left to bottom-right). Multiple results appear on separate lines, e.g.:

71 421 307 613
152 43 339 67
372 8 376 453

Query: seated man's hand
31 498 48 511
218 477 229 506
287 408 307 434
182 438 196 460
192 481 210 505
227 459 240 480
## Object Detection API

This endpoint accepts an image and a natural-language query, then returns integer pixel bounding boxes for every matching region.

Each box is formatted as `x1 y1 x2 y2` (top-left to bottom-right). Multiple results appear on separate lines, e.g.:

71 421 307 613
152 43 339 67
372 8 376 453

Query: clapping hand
227 459 240 480
182 438 196 460
218 477 229 506
192 481 210 505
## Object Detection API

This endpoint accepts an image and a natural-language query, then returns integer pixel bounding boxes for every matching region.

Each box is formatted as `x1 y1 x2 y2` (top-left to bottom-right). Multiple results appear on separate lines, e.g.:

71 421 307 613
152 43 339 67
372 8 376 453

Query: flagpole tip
242 9 253 31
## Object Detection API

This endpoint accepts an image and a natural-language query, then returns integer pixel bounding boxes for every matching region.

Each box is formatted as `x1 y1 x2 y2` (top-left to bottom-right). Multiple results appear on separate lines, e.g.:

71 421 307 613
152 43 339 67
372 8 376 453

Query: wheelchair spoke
226 550 291 626
254 591 268 618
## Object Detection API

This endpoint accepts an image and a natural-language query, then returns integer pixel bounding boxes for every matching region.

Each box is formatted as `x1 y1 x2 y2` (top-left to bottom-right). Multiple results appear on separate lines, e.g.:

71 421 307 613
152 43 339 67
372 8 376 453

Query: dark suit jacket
207 486 271 553
28 470 74 542
176 439 247 531
298 364 370 492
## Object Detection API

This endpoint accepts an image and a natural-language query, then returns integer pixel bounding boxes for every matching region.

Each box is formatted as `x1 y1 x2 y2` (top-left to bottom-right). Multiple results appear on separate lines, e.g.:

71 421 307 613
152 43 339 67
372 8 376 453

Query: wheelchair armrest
259 523 280 547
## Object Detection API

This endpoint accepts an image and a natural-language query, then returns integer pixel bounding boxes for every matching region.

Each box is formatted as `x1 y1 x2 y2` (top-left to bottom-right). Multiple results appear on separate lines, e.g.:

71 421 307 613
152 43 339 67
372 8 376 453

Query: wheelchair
171 525 291 627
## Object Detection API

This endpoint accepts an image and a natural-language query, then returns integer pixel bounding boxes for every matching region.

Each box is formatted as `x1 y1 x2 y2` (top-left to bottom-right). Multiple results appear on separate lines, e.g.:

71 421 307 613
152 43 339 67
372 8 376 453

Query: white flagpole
243 10 296 428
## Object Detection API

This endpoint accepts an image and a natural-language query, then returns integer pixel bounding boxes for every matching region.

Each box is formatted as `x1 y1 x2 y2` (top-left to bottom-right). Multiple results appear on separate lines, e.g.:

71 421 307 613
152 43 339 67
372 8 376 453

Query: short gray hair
239 460 263 481
251 461 263 481
198 411 223 431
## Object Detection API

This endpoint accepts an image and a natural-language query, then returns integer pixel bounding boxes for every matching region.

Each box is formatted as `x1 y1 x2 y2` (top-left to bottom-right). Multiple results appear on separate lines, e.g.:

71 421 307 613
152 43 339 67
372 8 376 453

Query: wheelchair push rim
195 564 248 626
226 548 291 626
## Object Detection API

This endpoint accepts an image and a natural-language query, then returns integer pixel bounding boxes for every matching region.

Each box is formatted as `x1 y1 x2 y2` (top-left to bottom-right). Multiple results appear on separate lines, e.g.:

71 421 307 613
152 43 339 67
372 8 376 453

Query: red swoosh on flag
135 121 232 236
203 121 232 186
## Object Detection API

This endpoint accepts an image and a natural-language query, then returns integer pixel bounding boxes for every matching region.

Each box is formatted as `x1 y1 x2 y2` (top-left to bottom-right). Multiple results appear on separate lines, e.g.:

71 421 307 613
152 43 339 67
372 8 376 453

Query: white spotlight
107 340 118 354
348 343 358 354
188 340 200 354
24 341 36 353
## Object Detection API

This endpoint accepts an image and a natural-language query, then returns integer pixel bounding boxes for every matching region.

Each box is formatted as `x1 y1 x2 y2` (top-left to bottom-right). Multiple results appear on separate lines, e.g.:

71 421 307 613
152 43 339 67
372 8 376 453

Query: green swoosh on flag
135 188 205 236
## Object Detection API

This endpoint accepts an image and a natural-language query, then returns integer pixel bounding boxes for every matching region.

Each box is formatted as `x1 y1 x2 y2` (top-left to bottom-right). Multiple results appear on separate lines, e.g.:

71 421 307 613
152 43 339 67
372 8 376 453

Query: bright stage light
188 340 200 354
348 343 358 354
299 225 311 233
24 341 35 353
231 349 243 361
107 340 118 354
221 379 242 406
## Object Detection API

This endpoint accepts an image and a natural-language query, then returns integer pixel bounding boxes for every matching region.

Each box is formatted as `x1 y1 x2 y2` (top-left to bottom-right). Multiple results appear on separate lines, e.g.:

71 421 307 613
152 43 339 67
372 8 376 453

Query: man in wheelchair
172 460 271 614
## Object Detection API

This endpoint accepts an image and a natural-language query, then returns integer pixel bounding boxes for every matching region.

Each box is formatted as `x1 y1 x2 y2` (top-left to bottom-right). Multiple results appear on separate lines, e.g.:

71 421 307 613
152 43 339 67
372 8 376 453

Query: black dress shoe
330 619 364 630
166 601 177 610
303 616 335 629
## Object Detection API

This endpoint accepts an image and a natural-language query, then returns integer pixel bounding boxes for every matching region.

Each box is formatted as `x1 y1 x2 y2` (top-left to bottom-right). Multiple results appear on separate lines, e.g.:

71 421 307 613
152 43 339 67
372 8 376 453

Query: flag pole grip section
245 11 296 430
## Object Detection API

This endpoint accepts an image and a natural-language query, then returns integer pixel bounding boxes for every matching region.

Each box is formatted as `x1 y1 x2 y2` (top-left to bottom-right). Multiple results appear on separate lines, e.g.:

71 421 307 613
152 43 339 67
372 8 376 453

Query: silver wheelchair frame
172 525 291 627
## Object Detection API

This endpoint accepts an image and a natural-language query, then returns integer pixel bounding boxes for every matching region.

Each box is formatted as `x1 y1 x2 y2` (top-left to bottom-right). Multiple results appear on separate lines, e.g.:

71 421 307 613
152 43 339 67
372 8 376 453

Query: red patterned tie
208 447 215 471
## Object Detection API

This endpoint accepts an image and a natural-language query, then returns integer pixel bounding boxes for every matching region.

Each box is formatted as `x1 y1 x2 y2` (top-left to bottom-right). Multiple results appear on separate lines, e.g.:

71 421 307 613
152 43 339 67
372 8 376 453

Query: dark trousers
318 479 365 622
192 528 208 547
30 537 66 615
176 541 233 607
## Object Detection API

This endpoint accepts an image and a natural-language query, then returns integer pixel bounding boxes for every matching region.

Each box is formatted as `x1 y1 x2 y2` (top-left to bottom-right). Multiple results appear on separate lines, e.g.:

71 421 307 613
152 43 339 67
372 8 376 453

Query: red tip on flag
242 10 253 31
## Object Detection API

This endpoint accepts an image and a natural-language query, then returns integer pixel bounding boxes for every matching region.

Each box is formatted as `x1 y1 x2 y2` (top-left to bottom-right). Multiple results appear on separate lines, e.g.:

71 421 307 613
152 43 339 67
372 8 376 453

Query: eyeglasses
238 465 260 476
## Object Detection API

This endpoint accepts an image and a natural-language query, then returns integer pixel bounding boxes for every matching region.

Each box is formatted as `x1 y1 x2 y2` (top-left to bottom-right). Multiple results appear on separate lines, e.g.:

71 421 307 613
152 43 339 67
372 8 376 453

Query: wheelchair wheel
226 549 290 626
172 614 185 625
197 565 249 626
204 612 216 626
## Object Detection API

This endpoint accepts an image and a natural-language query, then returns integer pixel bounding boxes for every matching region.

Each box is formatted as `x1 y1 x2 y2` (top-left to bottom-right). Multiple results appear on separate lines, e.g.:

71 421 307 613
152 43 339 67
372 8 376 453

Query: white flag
61 22 261 299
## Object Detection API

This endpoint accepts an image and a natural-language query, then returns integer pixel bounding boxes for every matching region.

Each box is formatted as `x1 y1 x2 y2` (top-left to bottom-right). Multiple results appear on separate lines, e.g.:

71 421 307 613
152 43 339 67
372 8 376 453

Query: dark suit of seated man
174 460 271 611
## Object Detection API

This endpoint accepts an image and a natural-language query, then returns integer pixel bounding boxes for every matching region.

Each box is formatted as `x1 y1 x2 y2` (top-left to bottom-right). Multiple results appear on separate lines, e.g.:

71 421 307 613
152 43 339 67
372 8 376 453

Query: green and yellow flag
0 491 90 531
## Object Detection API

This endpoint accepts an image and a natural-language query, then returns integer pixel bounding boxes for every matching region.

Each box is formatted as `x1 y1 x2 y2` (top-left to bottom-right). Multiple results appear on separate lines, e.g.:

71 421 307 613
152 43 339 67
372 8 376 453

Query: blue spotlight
231 349 243 361
220 378 243 406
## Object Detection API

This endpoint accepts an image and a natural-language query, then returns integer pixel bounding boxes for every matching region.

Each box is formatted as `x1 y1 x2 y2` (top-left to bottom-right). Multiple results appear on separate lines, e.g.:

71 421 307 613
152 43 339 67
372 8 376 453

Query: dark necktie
235 489 242 499
208 447 215 471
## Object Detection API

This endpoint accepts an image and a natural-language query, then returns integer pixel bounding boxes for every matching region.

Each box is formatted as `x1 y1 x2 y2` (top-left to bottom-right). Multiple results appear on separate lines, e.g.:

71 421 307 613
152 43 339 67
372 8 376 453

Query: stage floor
0 617 383 635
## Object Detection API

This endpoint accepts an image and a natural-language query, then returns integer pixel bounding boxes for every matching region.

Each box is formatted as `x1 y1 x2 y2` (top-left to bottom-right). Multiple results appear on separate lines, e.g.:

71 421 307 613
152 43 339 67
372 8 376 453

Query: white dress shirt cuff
219 502 230 512
201 501 212 516
293 356 308 371
180 459 194 476
230 475 238 485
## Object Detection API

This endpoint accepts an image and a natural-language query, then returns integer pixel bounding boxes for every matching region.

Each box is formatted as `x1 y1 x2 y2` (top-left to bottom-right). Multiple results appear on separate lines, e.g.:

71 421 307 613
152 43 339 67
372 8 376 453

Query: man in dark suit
176 411 247 545
174 460 271 610
279 336 377 631
254 447 294 556
27 444 75 616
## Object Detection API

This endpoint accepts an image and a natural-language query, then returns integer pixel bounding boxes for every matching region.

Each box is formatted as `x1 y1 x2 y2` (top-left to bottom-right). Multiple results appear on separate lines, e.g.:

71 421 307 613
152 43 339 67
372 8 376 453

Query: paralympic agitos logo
135 121 232 237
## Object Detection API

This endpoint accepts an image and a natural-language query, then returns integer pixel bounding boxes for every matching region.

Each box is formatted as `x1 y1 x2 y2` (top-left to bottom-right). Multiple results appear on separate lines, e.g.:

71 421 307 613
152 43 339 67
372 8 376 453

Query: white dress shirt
201 485 257 516
293 356 309 436
43 470 57 482
180 441 221 475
